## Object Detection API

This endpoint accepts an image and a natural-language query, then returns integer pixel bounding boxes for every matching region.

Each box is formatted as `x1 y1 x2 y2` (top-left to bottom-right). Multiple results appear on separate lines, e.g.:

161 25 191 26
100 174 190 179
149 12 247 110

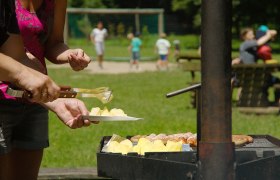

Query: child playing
127 32 142 70
173 39 180 57
155 33 171 70
239 27 276 64
237 27 279 104
256 25 277 63
90 21 108 69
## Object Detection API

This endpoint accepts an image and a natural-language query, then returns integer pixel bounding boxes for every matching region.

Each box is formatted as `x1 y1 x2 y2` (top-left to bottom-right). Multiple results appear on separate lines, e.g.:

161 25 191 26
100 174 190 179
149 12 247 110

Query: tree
68 0 116 8
67 0 280 36
172 0 201 31
172 0 280 36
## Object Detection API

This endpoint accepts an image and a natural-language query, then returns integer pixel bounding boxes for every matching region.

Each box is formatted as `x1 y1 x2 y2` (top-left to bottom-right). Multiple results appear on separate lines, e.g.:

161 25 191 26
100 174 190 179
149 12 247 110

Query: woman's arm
0 34 60 102
45 0 68 63
0 52 29 82
45 0 90 71
0 52 59 102
1 34 46 73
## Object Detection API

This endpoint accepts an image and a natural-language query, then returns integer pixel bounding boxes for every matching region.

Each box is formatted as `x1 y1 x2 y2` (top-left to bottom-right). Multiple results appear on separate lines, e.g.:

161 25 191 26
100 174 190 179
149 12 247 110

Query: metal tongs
60 86 113 103
6 86 113 104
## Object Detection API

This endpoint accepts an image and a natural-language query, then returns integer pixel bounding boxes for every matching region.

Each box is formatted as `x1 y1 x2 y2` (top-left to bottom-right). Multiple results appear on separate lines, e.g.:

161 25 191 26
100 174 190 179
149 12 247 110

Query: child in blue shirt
128 32 142 69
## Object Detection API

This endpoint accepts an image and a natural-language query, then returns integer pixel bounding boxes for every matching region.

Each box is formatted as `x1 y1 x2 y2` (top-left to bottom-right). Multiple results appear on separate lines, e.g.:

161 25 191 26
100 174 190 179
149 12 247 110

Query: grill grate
243 138 277 148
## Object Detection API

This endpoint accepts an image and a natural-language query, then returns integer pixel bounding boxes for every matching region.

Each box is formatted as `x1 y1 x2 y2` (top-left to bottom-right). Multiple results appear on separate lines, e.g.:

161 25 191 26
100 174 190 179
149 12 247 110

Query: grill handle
166 83 201 98
166 83 202 162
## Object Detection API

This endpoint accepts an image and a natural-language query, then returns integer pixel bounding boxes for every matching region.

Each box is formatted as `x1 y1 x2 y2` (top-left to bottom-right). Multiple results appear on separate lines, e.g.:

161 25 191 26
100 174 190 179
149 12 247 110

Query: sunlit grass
42 67 280 167
41 36 280 167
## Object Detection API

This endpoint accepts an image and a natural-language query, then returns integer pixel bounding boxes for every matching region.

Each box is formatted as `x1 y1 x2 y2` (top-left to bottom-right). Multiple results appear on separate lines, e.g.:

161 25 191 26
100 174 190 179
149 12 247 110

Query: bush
117 22 125 37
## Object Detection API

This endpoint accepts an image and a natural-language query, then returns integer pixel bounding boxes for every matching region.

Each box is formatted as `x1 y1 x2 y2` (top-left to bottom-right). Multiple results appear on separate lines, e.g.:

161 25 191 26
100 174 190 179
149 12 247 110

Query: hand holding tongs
6 86 113 104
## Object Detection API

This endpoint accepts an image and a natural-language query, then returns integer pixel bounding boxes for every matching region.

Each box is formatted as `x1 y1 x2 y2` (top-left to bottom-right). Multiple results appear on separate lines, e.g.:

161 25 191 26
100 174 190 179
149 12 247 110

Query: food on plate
131 132 197 147
103 133 254 156
106 141 120 153
100 108 111 116
232 135 253 146
137 137 152 147
90 107 101 115
131 145 141 154
138 139 167 155
140 141 154 155
90 107 127 116
130 133 254 147
166 140 183 152
106 140 132 155
117 144 131 155
186 134 197 147
110 108 127 116
247 135 253 143
105 138 183 155
130 135 147 143
153 140 166 152
120 139 133 149
153 139 165 146
103 134 194 155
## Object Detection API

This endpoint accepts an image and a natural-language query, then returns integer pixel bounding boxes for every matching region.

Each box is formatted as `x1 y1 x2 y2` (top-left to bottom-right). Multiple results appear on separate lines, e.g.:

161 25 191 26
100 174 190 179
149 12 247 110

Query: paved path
38 167 110 179
47 61 176 74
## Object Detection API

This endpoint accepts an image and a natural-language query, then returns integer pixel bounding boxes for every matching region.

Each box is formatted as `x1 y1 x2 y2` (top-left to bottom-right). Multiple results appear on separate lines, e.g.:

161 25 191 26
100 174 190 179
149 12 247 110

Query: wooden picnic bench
177 55 280 113
176 54 201 82
176 54 201 107
232 63 280 114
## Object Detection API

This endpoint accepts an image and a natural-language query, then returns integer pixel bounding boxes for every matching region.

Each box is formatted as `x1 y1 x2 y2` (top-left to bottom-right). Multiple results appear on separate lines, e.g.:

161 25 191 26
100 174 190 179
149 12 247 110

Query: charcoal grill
97 0 280 179
97 135 280 180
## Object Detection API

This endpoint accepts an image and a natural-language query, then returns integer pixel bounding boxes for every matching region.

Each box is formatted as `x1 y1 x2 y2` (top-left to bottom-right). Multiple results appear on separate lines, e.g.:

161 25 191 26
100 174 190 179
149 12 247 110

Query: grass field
68 35 280 61
41 36 280 168
68 34 201 62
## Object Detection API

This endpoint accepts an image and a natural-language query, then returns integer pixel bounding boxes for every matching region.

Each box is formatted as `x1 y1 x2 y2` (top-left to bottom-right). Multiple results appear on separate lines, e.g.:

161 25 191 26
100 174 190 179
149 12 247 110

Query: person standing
155 33 171 70
0 0 60 103
90 21 108 69
173 39 180 58
127 32 142 70
0 1 93 179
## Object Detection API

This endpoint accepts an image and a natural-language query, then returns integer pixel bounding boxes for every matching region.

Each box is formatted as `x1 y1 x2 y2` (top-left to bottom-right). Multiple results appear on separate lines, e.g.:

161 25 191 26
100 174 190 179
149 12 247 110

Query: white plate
82 115 143 121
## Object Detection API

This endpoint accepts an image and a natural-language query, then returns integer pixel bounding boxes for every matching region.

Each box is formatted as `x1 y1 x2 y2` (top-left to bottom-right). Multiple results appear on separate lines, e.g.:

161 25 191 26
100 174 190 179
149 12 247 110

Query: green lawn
42 67 280 168
67 35 200 62
68 35 280 62
41 36 280 168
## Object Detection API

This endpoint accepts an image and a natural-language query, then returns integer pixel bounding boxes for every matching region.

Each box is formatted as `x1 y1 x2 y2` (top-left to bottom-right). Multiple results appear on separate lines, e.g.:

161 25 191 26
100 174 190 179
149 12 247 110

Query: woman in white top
90 21 108 69
155 33 171 70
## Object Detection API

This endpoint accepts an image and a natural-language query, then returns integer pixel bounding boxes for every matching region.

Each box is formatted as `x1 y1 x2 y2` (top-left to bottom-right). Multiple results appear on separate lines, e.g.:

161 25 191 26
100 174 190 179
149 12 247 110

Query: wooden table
232 63 280 110
176 54 201 82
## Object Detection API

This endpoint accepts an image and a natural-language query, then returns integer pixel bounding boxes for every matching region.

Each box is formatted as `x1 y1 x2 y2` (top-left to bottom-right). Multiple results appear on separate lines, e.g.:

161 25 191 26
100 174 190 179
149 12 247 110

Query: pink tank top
0 0 54 100
16 0 54 67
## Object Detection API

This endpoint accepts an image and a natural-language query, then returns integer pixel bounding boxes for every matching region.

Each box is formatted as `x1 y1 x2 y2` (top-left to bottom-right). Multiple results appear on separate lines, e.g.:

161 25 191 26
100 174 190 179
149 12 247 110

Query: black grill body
97 135 280 180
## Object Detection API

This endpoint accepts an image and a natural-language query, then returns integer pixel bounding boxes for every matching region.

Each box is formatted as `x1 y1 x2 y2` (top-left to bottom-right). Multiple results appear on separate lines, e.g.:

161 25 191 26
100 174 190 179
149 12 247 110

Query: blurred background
42 0 280 168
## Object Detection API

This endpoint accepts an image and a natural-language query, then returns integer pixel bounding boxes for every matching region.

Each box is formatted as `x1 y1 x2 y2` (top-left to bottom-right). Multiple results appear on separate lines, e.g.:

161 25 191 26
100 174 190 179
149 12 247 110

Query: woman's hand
7 59 60 103
44 98 96 129
68 49 91 71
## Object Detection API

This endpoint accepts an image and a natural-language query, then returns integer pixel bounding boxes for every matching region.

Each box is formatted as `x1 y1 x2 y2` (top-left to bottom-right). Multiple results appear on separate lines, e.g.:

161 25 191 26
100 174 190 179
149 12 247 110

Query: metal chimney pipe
198 0 235 179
